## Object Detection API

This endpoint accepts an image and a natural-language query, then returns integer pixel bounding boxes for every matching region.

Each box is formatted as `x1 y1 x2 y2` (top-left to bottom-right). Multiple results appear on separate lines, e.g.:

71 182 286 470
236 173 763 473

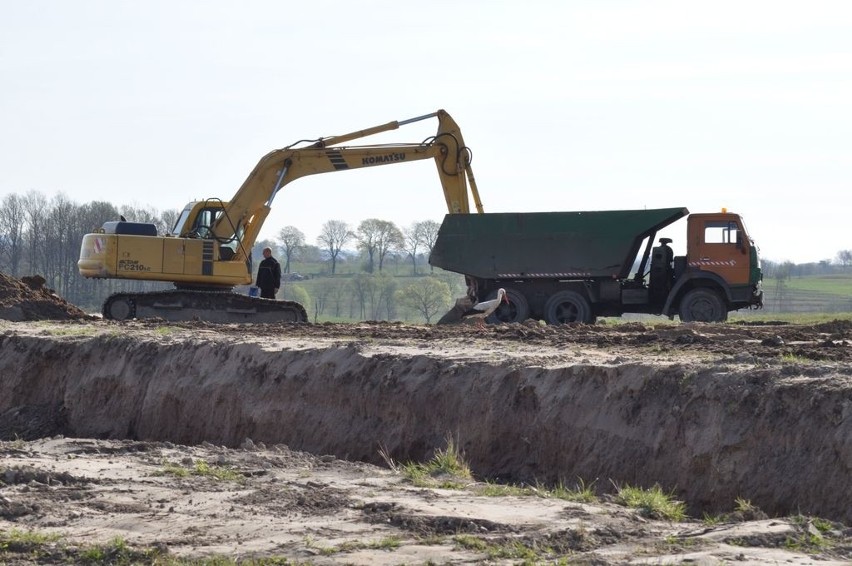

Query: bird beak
502 294 509 304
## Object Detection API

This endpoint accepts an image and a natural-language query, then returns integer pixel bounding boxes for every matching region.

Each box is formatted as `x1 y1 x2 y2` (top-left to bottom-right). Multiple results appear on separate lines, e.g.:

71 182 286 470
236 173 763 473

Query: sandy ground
2 434 851 565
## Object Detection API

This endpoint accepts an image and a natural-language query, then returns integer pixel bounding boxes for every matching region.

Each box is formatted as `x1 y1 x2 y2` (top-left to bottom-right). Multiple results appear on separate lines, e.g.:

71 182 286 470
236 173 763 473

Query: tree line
5 189 851 320
270 218 442 276
0 191 181 310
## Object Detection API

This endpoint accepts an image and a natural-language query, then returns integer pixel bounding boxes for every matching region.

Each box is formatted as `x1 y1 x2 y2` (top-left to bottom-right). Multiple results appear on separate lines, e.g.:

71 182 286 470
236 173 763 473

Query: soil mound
0 272 90 321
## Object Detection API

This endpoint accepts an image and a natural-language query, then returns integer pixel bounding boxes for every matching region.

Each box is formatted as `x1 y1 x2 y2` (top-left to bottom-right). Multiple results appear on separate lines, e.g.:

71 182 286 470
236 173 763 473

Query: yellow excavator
78 110 483 322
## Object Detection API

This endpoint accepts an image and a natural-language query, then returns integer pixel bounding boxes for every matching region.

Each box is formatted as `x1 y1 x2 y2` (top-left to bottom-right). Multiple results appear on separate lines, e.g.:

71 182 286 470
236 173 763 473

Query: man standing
256 247 281 299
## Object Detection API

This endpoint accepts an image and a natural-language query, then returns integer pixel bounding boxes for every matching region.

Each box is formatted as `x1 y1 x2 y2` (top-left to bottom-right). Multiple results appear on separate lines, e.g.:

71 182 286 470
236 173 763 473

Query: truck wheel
487 288 529 324
544 291 594 324
679 288 727 322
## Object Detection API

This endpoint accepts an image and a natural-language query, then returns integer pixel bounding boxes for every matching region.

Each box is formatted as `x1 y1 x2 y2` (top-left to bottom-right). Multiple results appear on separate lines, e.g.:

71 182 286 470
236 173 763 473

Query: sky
1 0 851 264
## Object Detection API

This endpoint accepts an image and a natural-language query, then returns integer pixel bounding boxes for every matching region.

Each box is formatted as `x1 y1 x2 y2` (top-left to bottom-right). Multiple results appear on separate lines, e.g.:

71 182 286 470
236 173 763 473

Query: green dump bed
429 207 688 280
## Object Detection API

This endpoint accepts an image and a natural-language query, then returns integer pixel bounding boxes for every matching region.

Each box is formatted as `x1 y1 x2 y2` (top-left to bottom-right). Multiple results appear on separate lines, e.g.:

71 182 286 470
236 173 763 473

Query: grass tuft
613 482 687 521
475 478 597 503
153 459 243 482
453 535 545 561
398 436 472 488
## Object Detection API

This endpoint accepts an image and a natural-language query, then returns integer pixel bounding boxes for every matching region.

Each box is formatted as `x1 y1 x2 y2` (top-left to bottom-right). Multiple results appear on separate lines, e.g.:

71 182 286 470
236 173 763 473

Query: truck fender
662 272 731 317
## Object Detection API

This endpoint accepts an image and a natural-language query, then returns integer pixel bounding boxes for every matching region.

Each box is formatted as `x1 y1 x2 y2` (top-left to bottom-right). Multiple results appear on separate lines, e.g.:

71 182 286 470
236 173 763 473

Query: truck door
688 215 751 285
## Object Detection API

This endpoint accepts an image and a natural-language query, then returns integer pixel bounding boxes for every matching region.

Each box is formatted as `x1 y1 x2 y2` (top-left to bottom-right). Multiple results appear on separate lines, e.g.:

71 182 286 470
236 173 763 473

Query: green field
274 261 467 324
761 274 852 315
783 274 852 295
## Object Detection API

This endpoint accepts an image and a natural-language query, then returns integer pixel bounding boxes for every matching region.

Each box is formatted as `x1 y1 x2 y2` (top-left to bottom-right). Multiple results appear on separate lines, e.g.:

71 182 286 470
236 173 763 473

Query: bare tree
371 274 398 320
159 209 181 235
327 279 347 318
119 204 160 224
836 250 852 268
23 191 48 276
348 273 372 319
0 193 26 275
311 278 338 320
277 226 305 274
401 223 422 275
317 220 352 275
416 220 441 272
356 219 403 273
47 193 78 296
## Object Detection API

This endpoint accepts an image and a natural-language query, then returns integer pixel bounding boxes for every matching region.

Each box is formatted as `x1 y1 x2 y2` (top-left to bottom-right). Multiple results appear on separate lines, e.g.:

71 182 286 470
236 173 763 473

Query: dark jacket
256 256 281 290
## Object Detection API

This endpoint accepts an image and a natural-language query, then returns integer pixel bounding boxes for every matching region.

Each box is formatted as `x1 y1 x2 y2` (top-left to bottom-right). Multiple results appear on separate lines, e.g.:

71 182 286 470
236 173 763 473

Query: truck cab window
704 221 739 245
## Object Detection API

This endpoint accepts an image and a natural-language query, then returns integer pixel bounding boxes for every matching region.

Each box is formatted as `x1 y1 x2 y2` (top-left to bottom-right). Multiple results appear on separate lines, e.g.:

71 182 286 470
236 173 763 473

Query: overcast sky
1 1 850 264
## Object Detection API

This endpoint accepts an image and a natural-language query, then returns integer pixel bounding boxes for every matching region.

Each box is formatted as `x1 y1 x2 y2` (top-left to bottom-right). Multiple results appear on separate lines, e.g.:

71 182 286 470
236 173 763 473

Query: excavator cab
173 202 224 239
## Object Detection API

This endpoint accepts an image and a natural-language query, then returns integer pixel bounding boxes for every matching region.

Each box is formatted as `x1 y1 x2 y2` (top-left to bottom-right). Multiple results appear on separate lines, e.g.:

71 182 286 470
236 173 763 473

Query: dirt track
1 315 851 564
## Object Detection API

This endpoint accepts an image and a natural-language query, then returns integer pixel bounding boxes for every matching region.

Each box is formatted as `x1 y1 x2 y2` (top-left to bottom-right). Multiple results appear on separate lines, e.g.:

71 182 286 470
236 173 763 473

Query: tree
0 193 26 275
46 193 78 296
159 209 181 235
416 220 441 272
119 204 159 225
401 223 422 275
310 278 336 320
277 226 305 274
397 276 452 324
356 219 403 274
373 273 398 320
317 220 352 275
22 191 48 276
298 244 324 264
836 250 852 268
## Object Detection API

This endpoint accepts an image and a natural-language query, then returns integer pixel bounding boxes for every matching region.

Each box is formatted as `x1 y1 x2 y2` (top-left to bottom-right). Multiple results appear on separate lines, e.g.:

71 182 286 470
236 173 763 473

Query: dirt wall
1 328 850 524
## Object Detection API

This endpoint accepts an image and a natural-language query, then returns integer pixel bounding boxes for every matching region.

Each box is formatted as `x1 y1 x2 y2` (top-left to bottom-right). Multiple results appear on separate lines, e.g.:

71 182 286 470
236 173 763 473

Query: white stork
463 288 509 327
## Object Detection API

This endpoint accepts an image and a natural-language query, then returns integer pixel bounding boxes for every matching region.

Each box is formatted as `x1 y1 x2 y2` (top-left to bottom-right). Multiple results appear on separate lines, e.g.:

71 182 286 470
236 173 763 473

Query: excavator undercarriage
102 289 308 323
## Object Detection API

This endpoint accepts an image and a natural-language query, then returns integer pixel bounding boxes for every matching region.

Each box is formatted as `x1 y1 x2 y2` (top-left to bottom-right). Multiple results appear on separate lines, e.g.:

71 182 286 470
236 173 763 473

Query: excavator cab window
171 208 192 236
189 208 223 239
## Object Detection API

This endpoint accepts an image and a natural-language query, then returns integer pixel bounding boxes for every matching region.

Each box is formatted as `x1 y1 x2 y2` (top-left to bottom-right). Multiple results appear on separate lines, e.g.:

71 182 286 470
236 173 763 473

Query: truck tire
544 291 594 324
679 288 728 323
487 288 529 324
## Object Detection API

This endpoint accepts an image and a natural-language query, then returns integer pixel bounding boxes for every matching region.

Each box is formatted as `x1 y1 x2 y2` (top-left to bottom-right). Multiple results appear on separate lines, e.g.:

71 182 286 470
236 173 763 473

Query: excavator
78 110 484 322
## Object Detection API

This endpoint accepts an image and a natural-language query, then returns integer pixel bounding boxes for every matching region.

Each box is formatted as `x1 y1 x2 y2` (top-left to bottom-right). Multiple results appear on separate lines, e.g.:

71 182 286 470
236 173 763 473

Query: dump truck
431 207 763 324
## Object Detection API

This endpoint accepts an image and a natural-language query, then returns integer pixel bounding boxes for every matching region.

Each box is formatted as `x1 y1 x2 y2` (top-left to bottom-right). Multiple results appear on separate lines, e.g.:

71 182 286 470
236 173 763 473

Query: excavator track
102 289 308 323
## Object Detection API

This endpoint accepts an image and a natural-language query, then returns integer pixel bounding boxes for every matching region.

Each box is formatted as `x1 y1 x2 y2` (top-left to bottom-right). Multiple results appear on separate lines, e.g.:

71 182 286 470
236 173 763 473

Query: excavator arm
201 110 483 262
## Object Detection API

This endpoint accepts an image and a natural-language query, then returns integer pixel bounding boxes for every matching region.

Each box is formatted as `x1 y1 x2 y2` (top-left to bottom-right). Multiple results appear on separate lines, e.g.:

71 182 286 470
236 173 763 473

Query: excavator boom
205 109 482 255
